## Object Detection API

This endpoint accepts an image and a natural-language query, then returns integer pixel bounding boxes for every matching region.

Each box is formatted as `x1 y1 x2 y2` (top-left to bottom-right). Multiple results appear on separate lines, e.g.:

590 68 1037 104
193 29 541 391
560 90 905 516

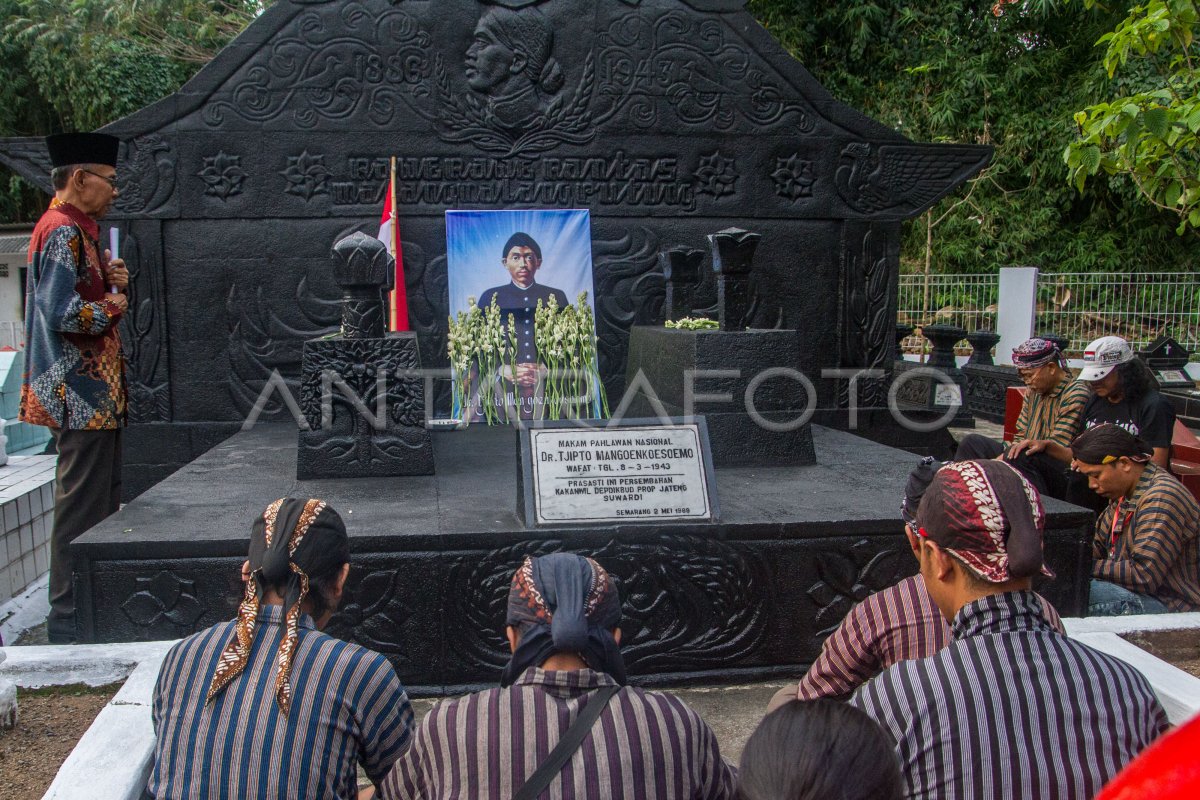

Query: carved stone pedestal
297 334 434 479
891 324 974 427
624 326 815 467
296 233 434 479
962 330 1018 423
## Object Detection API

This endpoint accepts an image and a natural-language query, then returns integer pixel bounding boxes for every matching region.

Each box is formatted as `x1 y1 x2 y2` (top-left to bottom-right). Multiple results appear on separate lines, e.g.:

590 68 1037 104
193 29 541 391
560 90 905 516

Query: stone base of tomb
73 423 1092 696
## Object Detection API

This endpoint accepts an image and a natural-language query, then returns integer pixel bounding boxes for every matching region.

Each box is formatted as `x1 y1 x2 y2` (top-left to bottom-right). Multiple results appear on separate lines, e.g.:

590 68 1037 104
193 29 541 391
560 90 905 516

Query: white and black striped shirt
852 591 1167 800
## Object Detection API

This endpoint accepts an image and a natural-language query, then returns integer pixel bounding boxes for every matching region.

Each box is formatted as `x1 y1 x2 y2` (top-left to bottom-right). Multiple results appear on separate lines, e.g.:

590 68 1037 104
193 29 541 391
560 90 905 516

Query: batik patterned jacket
20 202 125 429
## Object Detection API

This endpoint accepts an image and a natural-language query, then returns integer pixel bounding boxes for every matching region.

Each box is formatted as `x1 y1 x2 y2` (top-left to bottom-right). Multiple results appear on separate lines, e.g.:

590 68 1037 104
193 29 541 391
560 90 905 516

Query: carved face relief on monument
463 7 565 132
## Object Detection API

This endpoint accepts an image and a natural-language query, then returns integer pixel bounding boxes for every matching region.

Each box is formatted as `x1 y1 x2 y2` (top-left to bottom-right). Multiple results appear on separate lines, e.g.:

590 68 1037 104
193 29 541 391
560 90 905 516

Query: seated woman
737 699 902 800
1072 425 1200 615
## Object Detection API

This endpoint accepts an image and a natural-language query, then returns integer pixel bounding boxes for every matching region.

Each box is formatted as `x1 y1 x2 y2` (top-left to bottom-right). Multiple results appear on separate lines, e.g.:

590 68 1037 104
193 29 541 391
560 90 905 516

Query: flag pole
389 156 398 332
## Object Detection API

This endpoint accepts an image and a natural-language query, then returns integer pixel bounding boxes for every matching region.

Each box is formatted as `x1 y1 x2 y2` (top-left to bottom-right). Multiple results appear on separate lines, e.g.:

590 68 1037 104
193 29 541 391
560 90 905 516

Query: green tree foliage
0 1 265 221
1065 0 1200 234
748 0 1197 274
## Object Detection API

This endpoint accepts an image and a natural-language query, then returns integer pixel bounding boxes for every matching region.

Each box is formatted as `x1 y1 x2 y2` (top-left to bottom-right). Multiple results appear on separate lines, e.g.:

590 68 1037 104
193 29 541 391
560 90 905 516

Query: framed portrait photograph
446 209 602 422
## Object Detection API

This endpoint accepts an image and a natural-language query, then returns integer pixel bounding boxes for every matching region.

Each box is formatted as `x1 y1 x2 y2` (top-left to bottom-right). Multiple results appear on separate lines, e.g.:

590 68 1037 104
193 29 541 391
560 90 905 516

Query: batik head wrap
206 498 350 714
915 460 1054 583
500 553 625 686
1012 337 1067 370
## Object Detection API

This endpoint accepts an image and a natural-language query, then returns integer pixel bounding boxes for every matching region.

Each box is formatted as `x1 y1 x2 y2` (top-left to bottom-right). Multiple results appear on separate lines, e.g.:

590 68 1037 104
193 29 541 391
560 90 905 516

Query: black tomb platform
73 424 1092 696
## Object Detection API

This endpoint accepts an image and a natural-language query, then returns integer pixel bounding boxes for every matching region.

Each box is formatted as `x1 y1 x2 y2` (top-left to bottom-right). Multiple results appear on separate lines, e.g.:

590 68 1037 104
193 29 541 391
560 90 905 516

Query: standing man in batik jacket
21 132 129 644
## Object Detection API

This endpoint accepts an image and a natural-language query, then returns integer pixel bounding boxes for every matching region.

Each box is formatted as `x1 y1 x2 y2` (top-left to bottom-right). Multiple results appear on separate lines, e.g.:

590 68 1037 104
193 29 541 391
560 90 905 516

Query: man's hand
515 362 543 388
1006 439 1047 459
106 293 129 314
103 252 130 290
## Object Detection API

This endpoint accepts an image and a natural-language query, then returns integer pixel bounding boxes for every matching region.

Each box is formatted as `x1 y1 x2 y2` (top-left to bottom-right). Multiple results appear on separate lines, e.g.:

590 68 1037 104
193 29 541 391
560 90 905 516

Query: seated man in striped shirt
852 460 1167 800
768 457 1062 710
382 553 736 800
1071 424 1200 615
954 337 1089 499
149 499 414 800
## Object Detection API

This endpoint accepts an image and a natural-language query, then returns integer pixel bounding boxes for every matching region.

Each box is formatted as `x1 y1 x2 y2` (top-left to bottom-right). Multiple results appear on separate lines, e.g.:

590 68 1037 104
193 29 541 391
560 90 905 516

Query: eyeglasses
79 168 118 188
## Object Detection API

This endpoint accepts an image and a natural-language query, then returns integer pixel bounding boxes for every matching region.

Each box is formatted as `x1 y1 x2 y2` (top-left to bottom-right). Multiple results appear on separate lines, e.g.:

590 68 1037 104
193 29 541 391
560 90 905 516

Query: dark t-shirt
1081 390 1176 449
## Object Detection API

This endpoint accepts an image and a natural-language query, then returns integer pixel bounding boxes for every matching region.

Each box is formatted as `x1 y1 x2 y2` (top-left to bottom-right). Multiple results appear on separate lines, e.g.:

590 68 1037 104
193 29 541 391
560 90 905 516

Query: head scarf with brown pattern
206 498 350 714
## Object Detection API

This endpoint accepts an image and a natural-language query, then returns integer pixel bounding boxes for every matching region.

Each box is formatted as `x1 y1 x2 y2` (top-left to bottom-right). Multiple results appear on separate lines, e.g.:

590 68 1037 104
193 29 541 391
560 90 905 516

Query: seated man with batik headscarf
149 499 414 800
382 553 736 800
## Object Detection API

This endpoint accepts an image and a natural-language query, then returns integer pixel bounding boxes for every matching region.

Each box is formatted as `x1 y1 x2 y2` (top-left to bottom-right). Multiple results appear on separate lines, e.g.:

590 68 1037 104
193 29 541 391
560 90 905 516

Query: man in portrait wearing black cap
382 553 736 799
21 132 130 643
851 460 1167 800
476 232 570 420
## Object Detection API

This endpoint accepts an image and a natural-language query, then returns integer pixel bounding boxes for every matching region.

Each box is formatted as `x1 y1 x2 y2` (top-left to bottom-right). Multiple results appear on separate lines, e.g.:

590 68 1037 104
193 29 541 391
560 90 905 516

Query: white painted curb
0 640 175 800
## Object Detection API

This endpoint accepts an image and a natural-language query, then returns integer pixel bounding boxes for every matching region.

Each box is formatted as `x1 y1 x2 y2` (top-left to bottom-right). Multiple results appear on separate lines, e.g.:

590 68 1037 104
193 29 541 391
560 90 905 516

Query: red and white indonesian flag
377 164 410 331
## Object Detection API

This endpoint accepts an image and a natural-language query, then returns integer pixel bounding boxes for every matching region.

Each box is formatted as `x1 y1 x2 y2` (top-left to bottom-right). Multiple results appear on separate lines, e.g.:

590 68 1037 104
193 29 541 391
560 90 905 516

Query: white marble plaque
1156 370 1188 384
530 425 712 525
934 383 963 407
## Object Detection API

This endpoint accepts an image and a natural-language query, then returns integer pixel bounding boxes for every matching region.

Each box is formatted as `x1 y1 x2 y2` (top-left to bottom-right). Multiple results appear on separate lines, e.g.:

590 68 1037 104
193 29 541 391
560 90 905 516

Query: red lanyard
1109 501 1134 550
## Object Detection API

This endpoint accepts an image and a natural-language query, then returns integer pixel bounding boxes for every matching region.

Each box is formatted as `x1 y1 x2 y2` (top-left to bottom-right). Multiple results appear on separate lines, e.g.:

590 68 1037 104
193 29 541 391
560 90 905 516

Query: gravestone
0 0 990 496
1138 335 1193 389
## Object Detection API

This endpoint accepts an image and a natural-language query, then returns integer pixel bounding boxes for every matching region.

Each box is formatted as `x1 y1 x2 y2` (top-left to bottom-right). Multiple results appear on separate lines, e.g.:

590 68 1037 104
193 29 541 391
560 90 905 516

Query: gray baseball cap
1078 336 1134 382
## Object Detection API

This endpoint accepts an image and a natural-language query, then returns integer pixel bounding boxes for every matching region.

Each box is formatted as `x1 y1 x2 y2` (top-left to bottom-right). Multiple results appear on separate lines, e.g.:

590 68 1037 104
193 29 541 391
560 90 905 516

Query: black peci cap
45 132 119 169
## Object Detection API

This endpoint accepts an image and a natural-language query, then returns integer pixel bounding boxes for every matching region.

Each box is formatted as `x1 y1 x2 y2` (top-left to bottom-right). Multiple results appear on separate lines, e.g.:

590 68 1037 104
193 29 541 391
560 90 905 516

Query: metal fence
898 272 1200 357
897 274 999 354
1034 272 1200 356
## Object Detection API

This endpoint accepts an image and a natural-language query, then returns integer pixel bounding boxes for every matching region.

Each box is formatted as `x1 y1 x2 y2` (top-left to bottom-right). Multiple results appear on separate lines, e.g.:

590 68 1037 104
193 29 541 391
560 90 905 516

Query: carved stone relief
281 150 332 201
807 541 904 636
839 222 897 408
445 535 770 675
198 151 247 201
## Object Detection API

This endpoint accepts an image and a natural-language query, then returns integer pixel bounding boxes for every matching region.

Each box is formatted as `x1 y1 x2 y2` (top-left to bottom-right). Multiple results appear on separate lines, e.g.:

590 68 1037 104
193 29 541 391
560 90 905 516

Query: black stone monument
0 0 992 496
0 1 1071 692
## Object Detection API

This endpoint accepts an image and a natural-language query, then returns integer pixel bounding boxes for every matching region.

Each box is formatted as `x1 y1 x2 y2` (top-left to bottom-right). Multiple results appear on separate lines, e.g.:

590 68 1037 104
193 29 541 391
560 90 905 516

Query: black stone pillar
923 324 966 370
708 227 760 332
1036 332 1071 355
966 330 1001 366
891 324 974 427
296 233 434 479
661 246 705 322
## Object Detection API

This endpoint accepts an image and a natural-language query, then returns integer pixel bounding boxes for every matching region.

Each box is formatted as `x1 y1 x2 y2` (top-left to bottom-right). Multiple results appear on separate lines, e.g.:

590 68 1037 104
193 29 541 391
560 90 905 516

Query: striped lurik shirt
796 575 1063 701
1017 374 1089 446
150 604 414 799
381 667 736 800
1094 462 1200 611
852 591 1167 800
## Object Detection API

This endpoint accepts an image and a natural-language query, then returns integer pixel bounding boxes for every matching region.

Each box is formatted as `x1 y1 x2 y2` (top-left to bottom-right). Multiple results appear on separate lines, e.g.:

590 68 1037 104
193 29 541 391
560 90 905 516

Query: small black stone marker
895 323 915 361
1036 332 1070 355
922 324 967 370
332 231 395 338
708 227 760 332
1138 334 1193 388
966 330 1001 366
661 246 705 322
